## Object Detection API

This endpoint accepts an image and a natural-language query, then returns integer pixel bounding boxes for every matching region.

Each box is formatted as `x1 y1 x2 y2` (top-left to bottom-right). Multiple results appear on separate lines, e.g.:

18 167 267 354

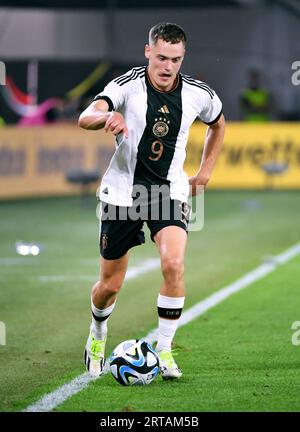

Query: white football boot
84 332 106 377
158 349 182 380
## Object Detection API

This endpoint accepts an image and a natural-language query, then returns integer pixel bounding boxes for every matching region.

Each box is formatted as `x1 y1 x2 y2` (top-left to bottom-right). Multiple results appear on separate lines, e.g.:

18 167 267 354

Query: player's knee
101 276 123 297
161 256 184 280
92 277 123 299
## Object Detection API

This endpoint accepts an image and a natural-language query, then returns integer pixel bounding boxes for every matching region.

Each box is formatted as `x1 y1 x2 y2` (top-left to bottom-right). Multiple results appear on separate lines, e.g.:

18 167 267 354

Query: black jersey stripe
181 74 201 81
118 73 139 86
181 77 214 97
184 81 213 96
114 69 146 87
114 69 138 84
133 66 146 71
182 77 214 99
114 67 146 85
181 74 211 86
118 71 145 87
181 76 214 96
182 75 211 88
118 72 138 85
182 80 214 99
134 66 146 73
123 67 145 80
181 75 214 92
115 69 138 85
114 73 131 84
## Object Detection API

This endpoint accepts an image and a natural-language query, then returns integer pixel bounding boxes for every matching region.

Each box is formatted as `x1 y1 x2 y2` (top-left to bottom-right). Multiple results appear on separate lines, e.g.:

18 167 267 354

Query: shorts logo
179 202 191 228
153 117 170 137
101 234 108 250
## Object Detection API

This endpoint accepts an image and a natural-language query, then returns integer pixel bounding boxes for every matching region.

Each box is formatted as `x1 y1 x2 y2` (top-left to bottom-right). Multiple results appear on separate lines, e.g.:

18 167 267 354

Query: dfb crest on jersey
153 117 170 137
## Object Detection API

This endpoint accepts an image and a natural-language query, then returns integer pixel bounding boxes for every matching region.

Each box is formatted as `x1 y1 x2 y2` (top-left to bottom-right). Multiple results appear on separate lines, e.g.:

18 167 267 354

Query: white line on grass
24 242 300 412
0 258 35 265
38 258 160 283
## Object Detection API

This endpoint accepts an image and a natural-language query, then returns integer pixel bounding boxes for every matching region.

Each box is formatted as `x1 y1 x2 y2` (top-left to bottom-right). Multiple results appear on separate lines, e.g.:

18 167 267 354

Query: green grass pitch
0 191 300 412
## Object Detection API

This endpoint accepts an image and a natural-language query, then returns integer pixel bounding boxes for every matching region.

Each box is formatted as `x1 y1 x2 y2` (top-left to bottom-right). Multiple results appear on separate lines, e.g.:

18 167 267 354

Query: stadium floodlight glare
16 243 30 256
15 241 41 256
30 245 40 256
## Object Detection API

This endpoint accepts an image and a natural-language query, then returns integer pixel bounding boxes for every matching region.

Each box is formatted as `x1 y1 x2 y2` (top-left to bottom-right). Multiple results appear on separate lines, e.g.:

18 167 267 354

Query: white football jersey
94 66 222 206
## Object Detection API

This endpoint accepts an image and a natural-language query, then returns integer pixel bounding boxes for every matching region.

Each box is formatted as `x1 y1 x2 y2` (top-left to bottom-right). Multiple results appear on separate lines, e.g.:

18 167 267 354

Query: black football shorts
99 197 190 260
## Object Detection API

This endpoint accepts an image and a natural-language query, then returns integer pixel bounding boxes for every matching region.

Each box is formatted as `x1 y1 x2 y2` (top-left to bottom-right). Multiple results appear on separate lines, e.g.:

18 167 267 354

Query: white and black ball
109 339 159 386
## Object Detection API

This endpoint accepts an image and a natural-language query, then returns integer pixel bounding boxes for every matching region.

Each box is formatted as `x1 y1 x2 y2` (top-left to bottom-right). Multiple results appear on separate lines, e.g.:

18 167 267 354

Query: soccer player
79 22 225 380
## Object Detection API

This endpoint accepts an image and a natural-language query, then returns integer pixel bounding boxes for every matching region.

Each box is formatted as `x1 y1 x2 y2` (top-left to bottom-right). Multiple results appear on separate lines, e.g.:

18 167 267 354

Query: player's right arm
78 99 128 138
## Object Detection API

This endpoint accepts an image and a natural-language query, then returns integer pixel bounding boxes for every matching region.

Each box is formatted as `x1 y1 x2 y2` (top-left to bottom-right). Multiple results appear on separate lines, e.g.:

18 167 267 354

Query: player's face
145 38 185 91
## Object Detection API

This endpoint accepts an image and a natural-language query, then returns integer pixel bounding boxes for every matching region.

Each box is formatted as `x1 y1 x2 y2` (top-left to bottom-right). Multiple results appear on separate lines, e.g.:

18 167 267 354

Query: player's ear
144 44 151 59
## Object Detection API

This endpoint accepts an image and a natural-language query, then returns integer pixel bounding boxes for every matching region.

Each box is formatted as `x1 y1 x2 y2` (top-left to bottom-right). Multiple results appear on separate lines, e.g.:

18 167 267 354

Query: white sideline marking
38 258 160 283
0 258 35 265
24 242 300 412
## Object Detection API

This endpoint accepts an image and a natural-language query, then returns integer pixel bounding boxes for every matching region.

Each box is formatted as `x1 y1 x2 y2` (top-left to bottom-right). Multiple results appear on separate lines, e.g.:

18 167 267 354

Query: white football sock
90 300 116 340
156 294 185 353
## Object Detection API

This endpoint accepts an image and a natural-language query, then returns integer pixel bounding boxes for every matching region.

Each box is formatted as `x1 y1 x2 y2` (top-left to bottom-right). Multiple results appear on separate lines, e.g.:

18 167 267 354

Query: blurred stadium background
1 0 300 413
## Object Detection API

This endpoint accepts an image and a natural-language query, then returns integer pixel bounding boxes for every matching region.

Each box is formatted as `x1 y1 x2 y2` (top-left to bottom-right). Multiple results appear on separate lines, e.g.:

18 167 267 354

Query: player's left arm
189 113 225 196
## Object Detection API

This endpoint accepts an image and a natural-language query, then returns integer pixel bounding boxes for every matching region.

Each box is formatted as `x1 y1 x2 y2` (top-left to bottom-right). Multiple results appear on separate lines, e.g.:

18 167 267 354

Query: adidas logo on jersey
158 105 170 114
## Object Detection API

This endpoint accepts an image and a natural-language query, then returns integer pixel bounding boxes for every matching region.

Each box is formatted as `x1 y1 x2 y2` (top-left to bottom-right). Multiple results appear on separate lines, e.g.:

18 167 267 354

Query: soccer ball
109 339 159 386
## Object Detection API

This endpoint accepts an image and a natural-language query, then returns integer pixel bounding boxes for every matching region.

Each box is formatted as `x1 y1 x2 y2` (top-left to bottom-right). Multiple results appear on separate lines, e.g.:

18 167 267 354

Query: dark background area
1 0 300 123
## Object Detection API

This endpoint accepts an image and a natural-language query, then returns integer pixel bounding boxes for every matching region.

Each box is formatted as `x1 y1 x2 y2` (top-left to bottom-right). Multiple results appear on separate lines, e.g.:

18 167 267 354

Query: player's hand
104 112 129 138
188 173 210 197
